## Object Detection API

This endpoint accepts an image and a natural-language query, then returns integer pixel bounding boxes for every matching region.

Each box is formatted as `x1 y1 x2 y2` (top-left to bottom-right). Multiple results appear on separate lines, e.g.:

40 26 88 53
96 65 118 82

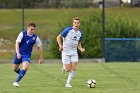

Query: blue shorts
13 54 31 64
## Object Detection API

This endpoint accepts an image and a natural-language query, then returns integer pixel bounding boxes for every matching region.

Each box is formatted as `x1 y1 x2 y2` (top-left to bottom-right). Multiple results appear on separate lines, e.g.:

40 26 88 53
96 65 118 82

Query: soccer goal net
105 38 140 62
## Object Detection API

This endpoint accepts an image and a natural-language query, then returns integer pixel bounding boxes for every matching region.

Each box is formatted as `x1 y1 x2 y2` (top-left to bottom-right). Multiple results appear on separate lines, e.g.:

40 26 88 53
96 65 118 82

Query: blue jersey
19 31 37 55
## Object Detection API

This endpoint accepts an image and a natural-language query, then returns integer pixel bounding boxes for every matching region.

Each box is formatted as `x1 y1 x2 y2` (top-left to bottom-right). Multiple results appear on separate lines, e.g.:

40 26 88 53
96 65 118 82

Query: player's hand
80 48 85 53
17 53 21 59
59 46 63 51
39 58 43 64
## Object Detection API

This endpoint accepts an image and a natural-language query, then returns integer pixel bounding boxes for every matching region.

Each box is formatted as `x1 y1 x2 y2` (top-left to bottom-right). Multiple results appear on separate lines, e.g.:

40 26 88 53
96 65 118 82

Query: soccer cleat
62 67 66 74
65 84 72 88
13 82 20 87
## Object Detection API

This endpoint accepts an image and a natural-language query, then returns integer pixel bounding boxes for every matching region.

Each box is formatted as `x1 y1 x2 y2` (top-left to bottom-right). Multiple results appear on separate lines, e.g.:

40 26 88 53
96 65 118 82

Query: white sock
66 70 75 85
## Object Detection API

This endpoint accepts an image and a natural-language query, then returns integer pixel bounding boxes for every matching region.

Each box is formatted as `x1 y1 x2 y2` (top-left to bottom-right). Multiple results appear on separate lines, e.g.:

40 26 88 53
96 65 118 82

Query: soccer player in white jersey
57 17 85 88
12 22 43 87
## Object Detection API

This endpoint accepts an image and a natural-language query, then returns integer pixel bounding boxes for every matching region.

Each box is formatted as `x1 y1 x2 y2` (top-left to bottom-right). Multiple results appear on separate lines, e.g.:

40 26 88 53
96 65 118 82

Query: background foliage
51 9 140 58
0 0 95 8
0 8 140 59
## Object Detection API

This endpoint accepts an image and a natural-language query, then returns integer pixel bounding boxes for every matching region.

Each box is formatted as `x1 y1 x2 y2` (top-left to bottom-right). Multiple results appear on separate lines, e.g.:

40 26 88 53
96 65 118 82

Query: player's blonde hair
73 17 80 21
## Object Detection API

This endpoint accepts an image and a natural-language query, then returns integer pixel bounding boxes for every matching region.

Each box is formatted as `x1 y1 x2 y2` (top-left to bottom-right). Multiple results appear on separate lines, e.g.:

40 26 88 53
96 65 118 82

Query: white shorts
62 54 78 64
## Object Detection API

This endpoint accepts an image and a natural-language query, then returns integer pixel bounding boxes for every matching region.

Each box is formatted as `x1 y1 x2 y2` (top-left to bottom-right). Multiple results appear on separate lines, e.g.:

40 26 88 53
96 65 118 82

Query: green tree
50 12 140 58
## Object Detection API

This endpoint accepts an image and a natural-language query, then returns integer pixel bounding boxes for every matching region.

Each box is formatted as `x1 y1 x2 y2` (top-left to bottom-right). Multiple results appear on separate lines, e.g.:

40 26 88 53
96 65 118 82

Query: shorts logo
28 58 30 60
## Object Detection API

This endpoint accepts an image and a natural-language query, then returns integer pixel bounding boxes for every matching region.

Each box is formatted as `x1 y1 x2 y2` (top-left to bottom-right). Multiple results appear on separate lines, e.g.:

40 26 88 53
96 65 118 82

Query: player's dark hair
28 22 36 27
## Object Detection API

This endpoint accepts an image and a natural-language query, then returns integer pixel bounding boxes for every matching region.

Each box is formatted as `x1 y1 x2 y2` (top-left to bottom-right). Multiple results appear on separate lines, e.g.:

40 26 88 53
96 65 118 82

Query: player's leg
65 63 72 87
14 61 29 83
62 54 72 87
13 64 21 87
13 54 21 74
13 61 29 87
61 53 65 73
65 62 77 87
13 64 20 74
62 54 71 73
61 62 66 74
13 54 22 87
13 55 30 87
65 55 78 87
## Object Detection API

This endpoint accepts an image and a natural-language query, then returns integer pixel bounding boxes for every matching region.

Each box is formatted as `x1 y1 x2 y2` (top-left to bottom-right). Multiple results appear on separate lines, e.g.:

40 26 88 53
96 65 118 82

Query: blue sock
15 70 26 82
15 68 20 74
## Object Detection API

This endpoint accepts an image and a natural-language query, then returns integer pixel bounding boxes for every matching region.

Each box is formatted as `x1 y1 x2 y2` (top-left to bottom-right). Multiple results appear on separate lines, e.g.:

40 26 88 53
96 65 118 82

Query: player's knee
72 68 76 71
65 68 71 72
22 65 29 70
13 68 18 72
22 68 28 71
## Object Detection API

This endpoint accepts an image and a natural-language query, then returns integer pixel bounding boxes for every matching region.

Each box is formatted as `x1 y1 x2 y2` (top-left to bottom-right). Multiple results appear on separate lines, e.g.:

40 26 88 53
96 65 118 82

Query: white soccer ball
87 79 96 88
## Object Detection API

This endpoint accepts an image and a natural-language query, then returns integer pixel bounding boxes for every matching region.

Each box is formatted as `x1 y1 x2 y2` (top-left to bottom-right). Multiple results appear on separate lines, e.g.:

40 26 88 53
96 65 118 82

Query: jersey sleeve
36 37 42 47
16 32 23 43
79 31 82 41
61 27 72 38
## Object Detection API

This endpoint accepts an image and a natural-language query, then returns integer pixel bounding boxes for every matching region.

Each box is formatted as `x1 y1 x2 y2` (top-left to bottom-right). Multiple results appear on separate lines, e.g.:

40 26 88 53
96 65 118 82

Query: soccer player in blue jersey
57 17 85 88
12 22 43 87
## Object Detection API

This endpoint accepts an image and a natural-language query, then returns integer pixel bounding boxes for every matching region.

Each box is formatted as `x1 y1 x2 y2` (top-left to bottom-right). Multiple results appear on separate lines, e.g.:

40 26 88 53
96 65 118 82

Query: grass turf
0 62 140 93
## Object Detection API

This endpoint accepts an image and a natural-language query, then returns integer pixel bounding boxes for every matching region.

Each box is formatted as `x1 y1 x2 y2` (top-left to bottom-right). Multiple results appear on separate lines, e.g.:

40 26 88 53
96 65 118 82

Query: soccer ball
87 79 96 88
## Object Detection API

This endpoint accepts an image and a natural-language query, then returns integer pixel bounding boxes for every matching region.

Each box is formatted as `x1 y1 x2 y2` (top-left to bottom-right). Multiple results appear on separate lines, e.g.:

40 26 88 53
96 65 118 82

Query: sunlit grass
0 62 140 93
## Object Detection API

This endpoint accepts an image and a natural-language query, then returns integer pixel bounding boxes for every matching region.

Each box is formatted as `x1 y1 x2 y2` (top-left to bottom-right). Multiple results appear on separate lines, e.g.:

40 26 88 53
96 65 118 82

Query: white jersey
61 27 82 55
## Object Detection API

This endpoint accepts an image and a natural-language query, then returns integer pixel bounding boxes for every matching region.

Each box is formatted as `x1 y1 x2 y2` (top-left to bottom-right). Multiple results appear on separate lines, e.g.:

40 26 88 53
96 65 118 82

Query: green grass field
0 62 140 93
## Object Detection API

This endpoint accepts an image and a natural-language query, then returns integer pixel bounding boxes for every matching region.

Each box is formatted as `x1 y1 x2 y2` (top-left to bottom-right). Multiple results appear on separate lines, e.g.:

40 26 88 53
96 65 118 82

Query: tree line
0 0 95 8
50 12 140 58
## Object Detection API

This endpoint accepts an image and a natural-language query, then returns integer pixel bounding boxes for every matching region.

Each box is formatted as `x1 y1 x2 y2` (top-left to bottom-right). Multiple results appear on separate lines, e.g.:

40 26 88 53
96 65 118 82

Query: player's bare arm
38 46 43 64
56 34 63 51
78 42 85 53
15 41 21 59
